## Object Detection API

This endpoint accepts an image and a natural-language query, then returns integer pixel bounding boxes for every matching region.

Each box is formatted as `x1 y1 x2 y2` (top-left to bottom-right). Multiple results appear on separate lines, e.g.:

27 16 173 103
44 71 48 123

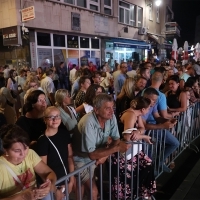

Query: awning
147 33 159 43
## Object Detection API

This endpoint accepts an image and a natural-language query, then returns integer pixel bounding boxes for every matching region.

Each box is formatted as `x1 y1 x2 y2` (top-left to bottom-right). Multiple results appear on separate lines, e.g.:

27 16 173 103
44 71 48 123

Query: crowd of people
0 58 200 200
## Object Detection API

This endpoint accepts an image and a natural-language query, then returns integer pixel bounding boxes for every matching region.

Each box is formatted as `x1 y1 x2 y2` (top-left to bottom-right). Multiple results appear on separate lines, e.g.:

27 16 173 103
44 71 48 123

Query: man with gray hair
72 93 130 200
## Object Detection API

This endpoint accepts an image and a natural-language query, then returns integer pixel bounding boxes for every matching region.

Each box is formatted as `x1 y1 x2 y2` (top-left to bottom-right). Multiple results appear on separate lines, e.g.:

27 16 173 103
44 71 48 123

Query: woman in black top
36 106 74 193
16 90 47 143
165 75 188 112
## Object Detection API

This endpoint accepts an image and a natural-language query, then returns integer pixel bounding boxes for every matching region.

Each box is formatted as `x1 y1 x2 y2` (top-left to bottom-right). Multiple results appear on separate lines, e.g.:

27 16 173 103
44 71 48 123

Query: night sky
172 0 200 46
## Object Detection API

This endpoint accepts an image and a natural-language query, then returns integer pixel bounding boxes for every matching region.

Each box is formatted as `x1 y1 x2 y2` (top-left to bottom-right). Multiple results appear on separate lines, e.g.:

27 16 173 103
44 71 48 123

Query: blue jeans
147 129 180 164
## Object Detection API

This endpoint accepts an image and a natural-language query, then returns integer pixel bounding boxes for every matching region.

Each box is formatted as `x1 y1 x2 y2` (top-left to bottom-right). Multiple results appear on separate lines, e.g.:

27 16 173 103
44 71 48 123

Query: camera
22 26 29 35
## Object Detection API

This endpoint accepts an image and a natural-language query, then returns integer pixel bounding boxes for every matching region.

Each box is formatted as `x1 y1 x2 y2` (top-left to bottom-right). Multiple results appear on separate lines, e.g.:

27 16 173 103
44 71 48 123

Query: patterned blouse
75 90 86 107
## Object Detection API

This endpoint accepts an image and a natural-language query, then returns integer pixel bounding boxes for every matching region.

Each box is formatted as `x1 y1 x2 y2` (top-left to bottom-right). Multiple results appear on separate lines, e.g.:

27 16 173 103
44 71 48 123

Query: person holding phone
111 97 156 199
0 124 58 200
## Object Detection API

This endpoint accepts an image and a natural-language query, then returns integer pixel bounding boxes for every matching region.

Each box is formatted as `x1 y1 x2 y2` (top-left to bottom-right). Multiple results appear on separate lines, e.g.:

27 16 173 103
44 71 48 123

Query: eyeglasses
45 115 61 121
37 99 46 104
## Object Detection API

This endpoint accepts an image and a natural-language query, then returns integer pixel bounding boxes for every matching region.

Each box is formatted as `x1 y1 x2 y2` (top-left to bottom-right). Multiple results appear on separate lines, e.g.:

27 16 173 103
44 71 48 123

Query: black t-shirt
16 116 46 141
36 129 71 180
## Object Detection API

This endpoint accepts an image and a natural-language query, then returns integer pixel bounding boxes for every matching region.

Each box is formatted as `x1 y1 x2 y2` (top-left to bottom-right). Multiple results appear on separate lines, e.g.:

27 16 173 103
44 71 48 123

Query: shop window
137 7 143 27
53 34 65 47
91 38 99 49
37 32 51 46
119 1 136 26
37 48 53 68
80 37 89 48
67 35 79 48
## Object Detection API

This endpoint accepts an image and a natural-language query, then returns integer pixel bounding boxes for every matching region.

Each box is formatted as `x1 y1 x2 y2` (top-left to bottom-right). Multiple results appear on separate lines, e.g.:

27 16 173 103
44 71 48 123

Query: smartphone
39 181 49 189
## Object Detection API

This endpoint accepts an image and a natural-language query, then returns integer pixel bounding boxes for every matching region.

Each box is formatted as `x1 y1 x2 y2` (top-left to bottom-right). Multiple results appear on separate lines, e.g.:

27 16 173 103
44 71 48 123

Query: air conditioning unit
138 27 147 35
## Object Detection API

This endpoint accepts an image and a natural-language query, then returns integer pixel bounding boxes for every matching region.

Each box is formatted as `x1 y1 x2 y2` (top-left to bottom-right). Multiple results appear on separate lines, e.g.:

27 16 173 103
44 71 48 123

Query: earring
5 153 9 157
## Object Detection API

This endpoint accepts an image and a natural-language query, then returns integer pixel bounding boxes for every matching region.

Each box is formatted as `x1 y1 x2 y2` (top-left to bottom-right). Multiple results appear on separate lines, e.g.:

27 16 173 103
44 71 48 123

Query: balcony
165 22 181 37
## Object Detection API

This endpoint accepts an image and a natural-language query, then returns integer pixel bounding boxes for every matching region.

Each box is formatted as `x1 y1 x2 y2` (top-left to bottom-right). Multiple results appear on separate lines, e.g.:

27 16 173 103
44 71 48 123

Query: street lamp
155 0 161 6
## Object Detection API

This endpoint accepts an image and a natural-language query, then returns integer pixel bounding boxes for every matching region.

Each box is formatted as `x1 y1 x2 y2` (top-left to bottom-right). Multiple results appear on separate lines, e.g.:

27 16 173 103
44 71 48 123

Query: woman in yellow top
0 124 59 200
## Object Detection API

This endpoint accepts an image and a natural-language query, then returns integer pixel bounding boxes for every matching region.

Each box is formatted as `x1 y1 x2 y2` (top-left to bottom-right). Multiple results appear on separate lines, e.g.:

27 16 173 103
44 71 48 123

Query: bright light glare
155 0 161 6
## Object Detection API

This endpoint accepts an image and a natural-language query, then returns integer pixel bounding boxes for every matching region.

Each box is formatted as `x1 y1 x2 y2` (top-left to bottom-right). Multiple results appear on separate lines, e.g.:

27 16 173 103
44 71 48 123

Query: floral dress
111 151 156 199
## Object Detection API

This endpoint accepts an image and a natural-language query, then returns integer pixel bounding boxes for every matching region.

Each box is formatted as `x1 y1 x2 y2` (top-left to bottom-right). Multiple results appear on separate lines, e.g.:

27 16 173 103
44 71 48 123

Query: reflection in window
53 34 65 47
80 37 89 48
138 7 143 27
119 8 124 23
90 4 98 11
104 8 111 15
37 48 53 69
67 35 79 48
91 38 99 49
37 32 51 46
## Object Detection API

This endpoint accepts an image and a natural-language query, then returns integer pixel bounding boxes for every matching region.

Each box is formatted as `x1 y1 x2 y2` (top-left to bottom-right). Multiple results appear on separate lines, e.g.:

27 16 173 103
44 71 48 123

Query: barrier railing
54 102 200 200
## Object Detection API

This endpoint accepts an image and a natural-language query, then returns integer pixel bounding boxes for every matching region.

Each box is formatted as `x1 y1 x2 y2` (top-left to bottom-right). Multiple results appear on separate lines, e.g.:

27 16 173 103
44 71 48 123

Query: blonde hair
24 75 40 91
44 106 60 117
117 78 135 99
55 89 69 107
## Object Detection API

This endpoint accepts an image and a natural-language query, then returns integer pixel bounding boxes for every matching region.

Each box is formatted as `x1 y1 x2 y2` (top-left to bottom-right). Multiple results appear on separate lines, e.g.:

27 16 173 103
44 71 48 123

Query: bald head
152 72 163 83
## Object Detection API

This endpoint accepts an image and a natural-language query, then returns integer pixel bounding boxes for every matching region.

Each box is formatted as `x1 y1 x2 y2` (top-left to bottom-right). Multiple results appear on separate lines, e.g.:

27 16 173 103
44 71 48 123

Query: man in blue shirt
142 88 180 173
114 62 128 95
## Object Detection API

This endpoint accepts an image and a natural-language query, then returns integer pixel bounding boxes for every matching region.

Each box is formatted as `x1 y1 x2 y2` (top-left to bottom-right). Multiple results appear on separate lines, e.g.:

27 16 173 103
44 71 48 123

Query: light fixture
95 37 97 39
83 38 85 40
155 0 161 6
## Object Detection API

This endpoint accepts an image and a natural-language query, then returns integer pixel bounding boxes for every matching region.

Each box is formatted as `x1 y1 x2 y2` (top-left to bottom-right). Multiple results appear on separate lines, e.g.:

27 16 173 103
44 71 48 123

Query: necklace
16 162 23 173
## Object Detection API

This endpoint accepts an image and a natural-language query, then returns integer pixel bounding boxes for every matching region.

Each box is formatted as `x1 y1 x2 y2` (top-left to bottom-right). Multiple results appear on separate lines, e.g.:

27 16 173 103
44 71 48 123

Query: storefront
31 31 101 71
102 38 151 69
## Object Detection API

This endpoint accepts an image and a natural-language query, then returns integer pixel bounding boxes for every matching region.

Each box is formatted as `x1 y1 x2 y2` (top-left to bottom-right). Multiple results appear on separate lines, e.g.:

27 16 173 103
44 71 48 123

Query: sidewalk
170 158 200 200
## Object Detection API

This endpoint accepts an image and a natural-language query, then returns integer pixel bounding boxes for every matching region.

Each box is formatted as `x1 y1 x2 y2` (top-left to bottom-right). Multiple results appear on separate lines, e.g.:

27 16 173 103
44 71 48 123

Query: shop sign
21 6 35 22
114 43 150 49
2 26 22 46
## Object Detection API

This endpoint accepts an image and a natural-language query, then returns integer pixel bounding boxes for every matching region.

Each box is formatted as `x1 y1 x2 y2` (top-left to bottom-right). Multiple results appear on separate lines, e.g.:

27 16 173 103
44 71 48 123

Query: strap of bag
45 136 67 175
67 106 77 120
0 160 26 190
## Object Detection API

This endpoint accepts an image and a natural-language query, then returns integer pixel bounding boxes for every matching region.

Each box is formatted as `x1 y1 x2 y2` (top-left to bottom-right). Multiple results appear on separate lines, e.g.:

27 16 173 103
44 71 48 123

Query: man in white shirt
169 59 178 74
15 69 26 90
41 68 55 105
69 64 77 85
3 65 10 85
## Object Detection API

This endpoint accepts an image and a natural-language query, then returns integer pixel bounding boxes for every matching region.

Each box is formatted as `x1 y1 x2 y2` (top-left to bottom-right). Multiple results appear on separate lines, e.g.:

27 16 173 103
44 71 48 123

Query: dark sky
172 0 200 46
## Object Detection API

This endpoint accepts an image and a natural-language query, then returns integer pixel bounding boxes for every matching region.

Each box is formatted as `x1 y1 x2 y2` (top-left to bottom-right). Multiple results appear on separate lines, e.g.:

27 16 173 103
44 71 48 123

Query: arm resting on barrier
89 139 131 160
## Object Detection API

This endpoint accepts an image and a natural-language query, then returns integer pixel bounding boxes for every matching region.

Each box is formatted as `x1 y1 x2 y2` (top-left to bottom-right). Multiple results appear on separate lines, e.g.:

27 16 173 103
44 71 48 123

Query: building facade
0 0 174 70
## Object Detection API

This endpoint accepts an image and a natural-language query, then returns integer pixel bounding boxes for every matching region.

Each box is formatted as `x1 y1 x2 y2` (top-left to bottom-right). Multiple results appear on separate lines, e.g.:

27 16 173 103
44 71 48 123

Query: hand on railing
118 140 131 153
96 156 109 165
162 120 177 129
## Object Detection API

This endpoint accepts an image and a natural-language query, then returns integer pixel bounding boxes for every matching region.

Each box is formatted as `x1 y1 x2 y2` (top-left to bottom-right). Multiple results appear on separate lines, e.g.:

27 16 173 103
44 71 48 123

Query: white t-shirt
40 76 55 105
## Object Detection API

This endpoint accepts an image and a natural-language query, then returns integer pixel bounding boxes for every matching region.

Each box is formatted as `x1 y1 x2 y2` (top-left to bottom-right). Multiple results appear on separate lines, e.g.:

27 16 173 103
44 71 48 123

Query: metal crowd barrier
53 102 200 200
55 141 156 200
